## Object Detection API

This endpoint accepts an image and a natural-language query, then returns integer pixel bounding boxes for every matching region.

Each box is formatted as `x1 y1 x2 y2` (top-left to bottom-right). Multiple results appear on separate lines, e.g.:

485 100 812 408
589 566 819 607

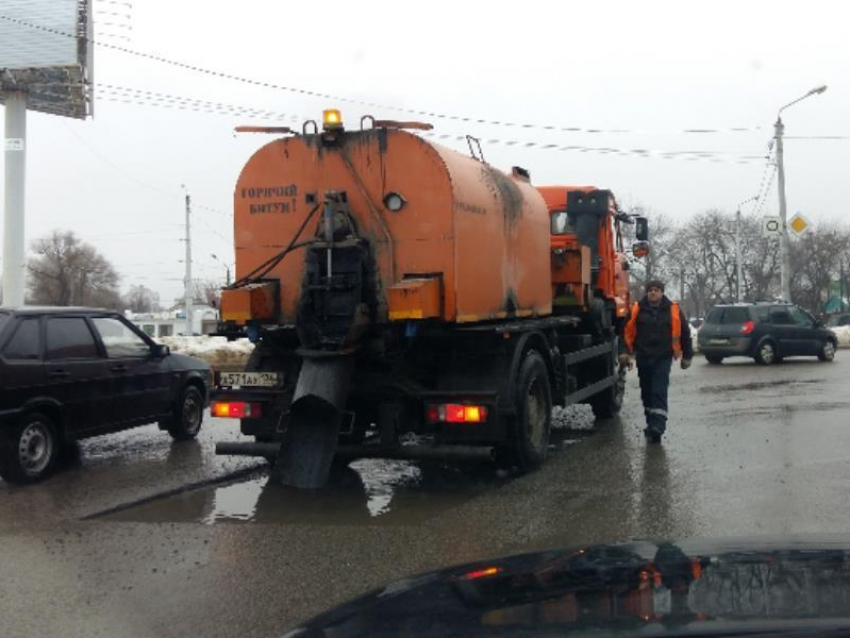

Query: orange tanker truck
212 110 650 488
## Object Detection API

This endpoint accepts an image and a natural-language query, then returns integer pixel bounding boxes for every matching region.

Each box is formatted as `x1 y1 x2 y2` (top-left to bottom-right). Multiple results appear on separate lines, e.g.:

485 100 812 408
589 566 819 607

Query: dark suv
698 302 838 365
0 307 211 483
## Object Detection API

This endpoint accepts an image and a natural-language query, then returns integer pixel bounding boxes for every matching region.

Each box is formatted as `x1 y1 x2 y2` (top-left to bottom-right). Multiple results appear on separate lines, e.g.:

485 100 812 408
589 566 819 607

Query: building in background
126 304 218 338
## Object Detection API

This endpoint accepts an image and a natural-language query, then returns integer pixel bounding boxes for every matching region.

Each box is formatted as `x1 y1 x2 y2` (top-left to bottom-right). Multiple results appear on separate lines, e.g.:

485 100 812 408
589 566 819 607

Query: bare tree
124 285 161 313
788 224 850 313
28 230 122 309
194 279 223 307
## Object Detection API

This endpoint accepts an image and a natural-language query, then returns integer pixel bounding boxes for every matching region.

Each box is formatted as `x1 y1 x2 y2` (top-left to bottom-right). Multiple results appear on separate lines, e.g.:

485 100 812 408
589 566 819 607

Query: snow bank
831 326 850 348
156 335 254 369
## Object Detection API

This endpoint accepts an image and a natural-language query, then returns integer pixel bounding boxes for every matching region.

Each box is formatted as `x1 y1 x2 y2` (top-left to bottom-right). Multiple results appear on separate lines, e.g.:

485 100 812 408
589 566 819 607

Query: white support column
3 91 27 307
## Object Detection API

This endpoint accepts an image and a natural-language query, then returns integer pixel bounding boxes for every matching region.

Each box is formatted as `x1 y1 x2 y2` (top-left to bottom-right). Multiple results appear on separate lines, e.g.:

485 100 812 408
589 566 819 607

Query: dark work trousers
636 356 673 434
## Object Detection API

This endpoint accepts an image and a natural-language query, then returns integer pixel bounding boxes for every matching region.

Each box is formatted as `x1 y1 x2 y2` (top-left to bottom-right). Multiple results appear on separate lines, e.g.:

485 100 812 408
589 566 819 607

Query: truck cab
536 186 633 325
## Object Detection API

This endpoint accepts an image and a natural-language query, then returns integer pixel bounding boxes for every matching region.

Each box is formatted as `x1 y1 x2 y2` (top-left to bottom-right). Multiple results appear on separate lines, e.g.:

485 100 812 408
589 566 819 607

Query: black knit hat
645 279 665 292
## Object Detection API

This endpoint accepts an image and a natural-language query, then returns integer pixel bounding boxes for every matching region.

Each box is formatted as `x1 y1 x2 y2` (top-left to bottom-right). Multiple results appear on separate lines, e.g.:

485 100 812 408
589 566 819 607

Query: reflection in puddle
205 478 265 523
100 456 501 526
349 459 422 517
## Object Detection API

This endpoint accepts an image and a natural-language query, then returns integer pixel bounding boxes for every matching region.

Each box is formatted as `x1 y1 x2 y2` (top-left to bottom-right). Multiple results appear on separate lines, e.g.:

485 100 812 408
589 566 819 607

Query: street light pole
182 185 194 336
775 85 827 302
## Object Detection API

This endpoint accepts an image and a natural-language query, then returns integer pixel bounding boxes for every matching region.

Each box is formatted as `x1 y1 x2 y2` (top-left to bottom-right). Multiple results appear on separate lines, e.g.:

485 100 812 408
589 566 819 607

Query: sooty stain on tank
480 164 524 225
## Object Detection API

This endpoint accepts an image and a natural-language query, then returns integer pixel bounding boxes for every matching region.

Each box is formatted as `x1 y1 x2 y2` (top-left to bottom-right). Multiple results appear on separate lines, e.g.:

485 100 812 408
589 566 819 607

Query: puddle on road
98 457 507 526
700 378 820 394
93 419 592 526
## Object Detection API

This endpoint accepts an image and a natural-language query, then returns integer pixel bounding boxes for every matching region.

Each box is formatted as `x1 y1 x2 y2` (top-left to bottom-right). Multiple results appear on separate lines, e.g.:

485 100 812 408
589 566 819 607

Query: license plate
708 339 730 345
218 371 282 388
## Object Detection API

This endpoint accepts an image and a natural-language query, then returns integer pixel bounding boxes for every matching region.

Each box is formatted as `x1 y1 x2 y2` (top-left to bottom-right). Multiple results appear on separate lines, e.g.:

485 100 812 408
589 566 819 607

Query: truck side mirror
635 216 649 241
632 241 650 258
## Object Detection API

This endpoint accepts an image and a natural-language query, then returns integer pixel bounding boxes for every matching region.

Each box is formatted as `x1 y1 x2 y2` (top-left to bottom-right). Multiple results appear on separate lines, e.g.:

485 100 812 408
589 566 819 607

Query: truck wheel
0 412 59 484
168 386 204 441
504 352 552 472
590 365 626 419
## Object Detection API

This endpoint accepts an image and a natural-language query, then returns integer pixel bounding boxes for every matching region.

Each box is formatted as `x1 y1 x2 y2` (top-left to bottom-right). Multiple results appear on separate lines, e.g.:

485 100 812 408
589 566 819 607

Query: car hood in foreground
285 536 850 637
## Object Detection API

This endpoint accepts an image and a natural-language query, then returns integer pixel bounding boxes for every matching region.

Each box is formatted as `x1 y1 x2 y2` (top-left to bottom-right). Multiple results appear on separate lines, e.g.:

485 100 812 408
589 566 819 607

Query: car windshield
2 3 849 637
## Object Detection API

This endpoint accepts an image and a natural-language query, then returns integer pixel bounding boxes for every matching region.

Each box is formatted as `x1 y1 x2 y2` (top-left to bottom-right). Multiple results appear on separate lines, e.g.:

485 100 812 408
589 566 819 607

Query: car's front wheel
705 355 724 365
0 412 60 484
168 386 204 441
818 340 836 362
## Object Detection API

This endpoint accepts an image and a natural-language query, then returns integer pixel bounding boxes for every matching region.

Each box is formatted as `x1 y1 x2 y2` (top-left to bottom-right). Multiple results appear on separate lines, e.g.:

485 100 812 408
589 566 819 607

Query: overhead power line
753 165 778 217
424 132 763 165
0 13 764 137
55 82 766 166
784 136 850 140
59 120 230 218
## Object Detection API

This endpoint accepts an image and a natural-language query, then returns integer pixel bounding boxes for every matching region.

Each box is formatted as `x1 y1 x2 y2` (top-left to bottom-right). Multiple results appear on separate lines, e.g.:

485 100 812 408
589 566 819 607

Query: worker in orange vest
620 280 693 443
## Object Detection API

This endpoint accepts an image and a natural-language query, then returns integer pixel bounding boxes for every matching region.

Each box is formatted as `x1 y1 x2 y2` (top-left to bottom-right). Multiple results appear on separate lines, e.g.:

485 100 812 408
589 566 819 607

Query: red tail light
740 320 755 335
426 404 489 424
459 566 502 580
211 401 262 418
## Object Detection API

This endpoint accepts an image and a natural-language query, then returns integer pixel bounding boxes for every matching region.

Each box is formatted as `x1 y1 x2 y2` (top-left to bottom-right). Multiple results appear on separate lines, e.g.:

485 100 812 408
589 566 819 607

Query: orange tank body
232 128 552 324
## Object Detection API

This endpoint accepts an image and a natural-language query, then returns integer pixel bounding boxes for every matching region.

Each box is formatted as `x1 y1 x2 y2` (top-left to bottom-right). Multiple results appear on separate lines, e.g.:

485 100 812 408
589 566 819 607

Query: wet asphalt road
2 353 850 637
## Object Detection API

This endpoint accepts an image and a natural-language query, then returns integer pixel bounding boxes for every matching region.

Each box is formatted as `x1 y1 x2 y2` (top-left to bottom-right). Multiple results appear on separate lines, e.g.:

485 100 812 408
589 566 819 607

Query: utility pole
775 117 791 302
3 91 27 307
735 196 758 303
183 188 194 336
736 209 744 303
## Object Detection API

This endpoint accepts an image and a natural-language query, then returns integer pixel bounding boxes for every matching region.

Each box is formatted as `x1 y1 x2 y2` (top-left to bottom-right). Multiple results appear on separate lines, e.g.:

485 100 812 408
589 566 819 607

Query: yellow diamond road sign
789 212 810 236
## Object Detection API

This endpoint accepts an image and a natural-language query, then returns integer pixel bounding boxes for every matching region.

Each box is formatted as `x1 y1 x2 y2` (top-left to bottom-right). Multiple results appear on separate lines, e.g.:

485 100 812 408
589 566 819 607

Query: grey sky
2 0 849 303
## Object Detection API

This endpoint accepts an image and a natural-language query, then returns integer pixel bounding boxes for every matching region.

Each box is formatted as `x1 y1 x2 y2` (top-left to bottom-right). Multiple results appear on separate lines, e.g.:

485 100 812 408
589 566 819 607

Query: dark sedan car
698 302 838 365
0 307 211 483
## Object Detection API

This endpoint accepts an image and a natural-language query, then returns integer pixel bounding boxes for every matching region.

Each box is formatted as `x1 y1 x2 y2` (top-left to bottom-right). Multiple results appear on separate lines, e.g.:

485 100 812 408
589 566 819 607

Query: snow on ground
156 335 254 369
831 326 850 348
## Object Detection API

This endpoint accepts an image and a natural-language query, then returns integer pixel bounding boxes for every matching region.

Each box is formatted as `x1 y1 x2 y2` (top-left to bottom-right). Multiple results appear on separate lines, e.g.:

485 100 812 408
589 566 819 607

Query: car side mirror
635 216 649 241
152 344 170 357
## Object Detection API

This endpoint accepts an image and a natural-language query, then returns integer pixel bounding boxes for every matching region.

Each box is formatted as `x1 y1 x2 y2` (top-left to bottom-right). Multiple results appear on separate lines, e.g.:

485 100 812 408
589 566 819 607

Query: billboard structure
0 0 94 119
1 0 93 306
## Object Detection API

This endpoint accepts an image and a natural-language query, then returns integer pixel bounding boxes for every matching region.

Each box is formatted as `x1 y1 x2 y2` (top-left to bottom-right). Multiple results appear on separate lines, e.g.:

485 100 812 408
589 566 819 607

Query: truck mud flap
271 353 354 489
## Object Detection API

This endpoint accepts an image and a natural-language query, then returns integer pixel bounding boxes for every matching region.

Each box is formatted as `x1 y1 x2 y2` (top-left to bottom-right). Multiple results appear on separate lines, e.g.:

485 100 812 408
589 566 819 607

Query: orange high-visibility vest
624 301 682 359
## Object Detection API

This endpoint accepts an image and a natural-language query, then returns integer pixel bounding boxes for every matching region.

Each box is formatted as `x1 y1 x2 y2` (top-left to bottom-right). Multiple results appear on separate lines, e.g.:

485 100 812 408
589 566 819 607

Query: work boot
644 427 662 444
